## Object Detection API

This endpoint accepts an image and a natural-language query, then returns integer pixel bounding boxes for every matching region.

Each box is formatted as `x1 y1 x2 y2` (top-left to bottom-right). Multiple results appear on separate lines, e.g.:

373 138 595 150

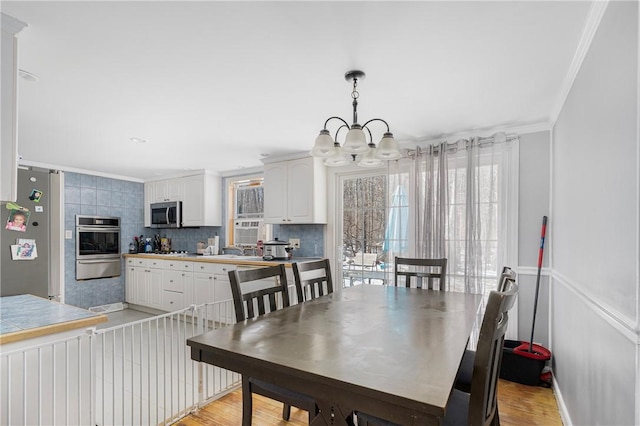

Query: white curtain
395 136 517 297
413 143 449 262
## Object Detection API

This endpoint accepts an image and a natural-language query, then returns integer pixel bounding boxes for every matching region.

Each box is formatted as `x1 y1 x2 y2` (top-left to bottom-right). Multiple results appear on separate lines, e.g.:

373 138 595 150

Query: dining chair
393 257 447 290
292 258 334 303
228 264 319 425
455 266 517 392
345 251 379 286
356 278 518 426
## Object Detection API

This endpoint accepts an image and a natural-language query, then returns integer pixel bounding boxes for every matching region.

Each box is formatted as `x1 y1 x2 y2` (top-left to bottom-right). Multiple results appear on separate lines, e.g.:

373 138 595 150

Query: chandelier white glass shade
311 70 402 167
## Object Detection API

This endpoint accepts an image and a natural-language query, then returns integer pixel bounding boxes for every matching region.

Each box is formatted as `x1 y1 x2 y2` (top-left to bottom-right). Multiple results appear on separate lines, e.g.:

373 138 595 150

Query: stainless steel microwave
150 201 181 228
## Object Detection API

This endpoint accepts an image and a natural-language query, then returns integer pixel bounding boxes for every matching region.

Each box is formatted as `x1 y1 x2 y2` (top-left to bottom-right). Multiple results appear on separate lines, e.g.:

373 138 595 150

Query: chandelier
311 70 402 167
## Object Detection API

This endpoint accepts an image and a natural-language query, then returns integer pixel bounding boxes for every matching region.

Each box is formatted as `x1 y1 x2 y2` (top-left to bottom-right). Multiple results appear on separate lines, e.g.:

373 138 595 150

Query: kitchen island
0 294 107 346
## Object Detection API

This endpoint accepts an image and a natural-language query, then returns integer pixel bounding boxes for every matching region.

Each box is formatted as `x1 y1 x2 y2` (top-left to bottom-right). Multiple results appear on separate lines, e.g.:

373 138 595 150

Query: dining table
187 284 482 426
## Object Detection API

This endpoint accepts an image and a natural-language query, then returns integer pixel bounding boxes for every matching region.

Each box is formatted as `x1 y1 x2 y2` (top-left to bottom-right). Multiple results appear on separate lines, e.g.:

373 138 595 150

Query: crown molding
19 160 144 183
1 13 28 35
548 1 610 126
399 121 552 149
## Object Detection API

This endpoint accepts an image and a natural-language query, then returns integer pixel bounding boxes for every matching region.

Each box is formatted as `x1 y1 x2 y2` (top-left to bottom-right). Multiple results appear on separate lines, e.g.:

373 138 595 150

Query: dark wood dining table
187 285 482 426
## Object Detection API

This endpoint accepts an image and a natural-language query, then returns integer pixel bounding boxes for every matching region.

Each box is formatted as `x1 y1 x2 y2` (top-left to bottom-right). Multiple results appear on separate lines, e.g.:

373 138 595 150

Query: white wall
517 130 551 347
551 2 638 425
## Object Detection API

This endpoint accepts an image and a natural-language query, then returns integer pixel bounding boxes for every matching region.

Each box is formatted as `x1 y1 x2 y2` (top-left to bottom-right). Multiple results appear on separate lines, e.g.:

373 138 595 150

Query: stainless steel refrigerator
0 168 61 299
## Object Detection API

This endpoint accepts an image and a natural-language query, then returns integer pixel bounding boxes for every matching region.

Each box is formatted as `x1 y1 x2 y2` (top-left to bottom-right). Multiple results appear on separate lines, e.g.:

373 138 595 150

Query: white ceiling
2 1 594 181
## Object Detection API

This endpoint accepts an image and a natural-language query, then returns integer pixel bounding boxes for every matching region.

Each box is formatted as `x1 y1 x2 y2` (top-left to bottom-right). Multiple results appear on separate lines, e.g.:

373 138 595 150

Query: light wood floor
174 379 562 425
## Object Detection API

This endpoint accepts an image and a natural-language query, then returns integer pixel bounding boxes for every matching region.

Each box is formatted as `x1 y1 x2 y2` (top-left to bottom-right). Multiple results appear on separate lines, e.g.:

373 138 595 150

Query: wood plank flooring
174 379 562 425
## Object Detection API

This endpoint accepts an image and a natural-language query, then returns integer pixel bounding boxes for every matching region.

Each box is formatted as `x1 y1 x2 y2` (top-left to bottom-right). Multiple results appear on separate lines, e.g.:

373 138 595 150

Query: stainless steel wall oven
75 215 121 280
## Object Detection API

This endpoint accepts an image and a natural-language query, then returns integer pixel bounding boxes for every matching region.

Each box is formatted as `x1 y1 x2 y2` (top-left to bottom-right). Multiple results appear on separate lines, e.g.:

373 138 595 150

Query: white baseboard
552 374 573 426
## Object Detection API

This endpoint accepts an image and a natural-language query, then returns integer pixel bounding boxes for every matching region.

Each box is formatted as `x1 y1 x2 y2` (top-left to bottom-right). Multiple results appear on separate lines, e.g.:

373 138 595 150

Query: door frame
326 163 389 290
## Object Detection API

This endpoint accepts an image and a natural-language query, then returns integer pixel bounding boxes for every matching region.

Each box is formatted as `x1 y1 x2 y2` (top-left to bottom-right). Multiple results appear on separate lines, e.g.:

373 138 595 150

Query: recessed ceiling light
260 153 270 157
130 137 147 144
18 69 39 82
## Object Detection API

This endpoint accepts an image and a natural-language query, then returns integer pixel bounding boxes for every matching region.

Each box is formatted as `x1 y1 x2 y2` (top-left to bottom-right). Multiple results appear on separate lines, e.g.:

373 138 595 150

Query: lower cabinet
161 260 193 311
193 262 236 303
126 257 240 314
125 258 162 310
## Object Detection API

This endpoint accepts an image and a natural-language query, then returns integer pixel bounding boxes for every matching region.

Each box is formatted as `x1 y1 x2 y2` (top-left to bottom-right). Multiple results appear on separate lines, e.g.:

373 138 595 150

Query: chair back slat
469 277 518 426
498 266 516 292
229 264 290 322
292 259 334 302
394 257 447 290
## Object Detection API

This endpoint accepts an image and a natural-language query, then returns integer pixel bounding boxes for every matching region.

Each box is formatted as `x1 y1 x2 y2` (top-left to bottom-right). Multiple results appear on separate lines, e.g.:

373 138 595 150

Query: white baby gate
0 300 241 426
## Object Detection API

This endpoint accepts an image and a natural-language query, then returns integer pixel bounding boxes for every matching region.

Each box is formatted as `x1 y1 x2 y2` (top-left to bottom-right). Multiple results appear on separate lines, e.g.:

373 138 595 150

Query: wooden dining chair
455 266 517 392
393 257 447 290
228 264 319 425
292 259 334 303
356 278 519 426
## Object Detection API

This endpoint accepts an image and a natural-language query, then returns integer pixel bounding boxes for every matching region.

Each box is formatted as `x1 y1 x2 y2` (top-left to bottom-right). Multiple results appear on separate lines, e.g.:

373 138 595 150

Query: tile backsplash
64 172 145 309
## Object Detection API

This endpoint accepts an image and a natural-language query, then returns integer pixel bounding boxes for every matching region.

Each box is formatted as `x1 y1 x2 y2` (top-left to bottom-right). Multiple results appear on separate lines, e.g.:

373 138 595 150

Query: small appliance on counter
263 238 292 260
202 236 219 256
196 241 206 254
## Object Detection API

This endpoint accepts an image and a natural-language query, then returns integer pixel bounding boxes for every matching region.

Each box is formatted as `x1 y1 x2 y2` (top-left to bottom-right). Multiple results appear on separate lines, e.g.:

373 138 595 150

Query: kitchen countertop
0 294 107 345
123 253 323 267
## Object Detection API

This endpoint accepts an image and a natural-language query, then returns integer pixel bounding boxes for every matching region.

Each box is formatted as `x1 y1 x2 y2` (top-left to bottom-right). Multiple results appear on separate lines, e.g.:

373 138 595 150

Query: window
234 180 264 219
226 175 269 247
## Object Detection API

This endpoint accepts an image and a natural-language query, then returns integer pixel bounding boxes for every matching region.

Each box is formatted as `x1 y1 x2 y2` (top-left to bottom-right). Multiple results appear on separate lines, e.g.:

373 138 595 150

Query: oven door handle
77 226 120 232
77 258 120 264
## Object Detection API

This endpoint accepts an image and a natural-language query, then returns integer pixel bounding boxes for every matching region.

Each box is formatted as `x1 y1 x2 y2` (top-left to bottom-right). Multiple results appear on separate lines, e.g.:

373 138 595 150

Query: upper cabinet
144 171 221 227
148 179 183 203
0 14 27 202
180 173 221 227
263 156 327 224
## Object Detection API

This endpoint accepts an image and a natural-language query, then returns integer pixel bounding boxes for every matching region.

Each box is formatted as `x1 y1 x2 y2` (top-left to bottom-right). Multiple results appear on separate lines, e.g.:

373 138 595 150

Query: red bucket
500 340 551 386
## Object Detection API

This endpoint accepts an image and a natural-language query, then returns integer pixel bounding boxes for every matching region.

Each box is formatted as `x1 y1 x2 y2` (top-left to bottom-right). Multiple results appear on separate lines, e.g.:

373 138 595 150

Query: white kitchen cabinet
161 260 192 311
162 270 192 311
263 156 327 224
143 179 182 227
125 258 162 309
193 262 236 303
193 262 236 323
0 14 27 202
146 179 182 203
144 171 221 227
180 172 222 227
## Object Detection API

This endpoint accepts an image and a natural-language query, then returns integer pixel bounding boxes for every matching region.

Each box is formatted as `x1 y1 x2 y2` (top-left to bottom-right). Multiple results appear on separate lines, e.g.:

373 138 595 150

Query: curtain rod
405 132 518 157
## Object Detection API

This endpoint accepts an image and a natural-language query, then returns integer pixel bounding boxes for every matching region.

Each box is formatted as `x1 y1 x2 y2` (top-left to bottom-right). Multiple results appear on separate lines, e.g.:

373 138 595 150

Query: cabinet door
125 266 137 304
148 268 163 309
287 158 314 223
153 180 168 202
263 161 288 223
181 175 204 227
193 272 215 304
134 268 150 306
150 179 182 202
181 173 222 227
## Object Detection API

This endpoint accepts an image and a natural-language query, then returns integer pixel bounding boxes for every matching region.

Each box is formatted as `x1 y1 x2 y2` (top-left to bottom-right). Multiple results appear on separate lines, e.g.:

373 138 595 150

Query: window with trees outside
336 140 517 304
